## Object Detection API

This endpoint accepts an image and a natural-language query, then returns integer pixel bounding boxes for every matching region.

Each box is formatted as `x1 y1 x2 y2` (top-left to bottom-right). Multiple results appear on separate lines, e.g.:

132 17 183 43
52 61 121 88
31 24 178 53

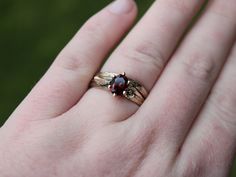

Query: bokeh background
0 0 235 175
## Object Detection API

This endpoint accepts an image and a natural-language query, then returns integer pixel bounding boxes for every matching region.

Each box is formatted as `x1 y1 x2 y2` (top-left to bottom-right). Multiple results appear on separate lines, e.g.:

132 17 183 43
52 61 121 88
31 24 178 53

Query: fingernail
109 0 134 14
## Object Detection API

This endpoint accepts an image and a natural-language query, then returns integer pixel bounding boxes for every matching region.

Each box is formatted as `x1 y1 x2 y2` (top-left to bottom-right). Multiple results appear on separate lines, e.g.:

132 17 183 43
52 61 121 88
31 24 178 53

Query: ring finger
75 0 206 122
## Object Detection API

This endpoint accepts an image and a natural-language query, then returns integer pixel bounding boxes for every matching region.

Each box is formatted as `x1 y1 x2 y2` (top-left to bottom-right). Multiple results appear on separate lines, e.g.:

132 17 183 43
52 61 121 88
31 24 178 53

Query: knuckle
164 0 196 16
55 48 92 73
82 16 110 45
178 148 213 177
182 53 217 82
209 88 236 128
178 157 208 177
127 118 161 154
121 41 166 75
82 14 104 35
55 53 85 72
177 127 234 177
171 0 190 13
178 163 202 177
55 17 109 72
209 0 236 22
55 51 93 73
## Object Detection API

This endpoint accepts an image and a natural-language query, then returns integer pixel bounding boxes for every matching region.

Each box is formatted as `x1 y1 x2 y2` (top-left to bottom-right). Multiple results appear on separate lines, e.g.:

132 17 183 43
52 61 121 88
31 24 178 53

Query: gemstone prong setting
109 73 129 96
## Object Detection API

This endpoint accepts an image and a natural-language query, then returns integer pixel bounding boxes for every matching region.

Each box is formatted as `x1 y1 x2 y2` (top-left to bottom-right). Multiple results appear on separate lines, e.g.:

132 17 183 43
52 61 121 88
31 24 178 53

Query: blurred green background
0 0 235 175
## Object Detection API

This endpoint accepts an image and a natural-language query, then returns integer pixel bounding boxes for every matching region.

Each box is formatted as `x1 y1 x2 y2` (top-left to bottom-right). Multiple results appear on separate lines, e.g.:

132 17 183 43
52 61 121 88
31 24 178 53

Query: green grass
0 0 235 175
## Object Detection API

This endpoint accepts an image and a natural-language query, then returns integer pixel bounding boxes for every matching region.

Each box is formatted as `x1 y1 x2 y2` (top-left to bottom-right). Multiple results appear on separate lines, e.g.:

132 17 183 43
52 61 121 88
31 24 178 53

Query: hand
1 0 236 176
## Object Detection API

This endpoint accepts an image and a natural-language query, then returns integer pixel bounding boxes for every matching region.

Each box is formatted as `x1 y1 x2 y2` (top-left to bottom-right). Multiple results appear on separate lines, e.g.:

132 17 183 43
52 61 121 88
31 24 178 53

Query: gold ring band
90 72 148 106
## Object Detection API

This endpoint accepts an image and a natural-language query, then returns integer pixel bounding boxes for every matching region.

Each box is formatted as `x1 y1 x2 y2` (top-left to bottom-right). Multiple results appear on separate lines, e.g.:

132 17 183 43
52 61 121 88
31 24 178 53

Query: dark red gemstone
110 74 128 95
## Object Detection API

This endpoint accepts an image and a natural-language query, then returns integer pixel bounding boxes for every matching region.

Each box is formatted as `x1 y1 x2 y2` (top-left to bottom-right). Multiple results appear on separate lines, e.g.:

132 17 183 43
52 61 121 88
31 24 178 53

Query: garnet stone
109 74 128 96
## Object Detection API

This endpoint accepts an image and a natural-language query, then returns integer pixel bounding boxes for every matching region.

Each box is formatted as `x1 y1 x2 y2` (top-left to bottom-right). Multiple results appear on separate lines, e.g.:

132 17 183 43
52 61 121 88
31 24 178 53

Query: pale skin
1 0 236 176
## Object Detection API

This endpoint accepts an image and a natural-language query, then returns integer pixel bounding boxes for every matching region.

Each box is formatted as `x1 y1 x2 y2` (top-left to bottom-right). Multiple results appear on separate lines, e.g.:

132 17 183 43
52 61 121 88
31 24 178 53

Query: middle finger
139 0 236 152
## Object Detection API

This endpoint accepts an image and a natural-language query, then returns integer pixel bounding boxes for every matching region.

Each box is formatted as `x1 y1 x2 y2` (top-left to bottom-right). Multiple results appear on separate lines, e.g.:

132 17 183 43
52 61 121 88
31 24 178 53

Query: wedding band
90 72 148 106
